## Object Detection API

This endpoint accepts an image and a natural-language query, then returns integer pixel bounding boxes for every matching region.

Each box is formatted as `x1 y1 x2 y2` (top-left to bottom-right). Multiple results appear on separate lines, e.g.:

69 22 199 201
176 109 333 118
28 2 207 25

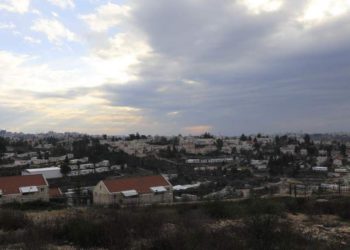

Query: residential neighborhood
1 130 350 207
1 0 350 248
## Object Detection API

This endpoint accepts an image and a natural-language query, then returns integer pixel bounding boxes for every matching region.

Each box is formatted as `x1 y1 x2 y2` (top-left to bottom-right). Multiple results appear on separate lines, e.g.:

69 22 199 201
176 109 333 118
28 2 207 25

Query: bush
243 214 319 250
0 198 346 249
244 214 279 250
151 225 243 250
317 198 350 220
57 217 105 248
243 198 286 217
283 197 307 213
1 200 65 211
203 201 233 219
0 209 31 231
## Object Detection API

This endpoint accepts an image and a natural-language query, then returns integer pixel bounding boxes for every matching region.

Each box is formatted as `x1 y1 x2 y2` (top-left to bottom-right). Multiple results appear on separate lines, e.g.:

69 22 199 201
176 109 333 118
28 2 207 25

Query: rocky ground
288 213 350 246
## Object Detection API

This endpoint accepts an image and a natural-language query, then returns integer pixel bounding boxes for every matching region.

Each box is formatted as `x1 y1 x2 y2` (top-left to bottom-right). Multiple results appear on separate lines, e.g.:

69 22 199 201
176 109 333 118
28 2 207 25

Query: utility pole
289 183 292 196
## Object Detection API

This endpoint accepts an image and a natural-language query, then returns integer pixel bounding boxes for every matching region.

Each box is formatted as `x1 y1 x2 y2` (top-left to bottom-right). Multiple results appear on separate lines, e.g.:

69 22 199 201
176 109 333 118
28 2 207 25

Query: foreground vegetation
1 197 350 249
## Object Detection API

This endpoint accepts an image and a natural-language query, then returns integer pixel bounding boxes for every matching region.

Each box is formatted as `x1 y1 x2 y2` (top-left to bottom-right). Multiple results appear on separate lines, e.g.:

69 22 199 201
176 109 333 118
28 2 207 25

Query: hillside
1 197 350 249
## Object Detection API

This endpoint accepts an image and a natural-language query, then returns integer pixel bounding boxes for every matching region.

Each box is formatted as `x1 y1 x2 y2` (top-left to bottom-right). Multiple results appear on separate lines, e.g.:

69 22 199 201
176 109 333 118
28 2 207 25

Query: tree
46 137 58 146
215 138 223 152
88 139 108 163
307 145 318 157
60 164 71 176
268 156 284 176
304 134 311 145
52 144 67 156
172 142 178 154
253 139 260 151
201 132 214 138
340 144 347 157
37 150 42 159
240 134 247 141
0 137 7 157
60 157 71 176
159 136 168 145
326 145 333 157
231 147 237 155
166 145 172 157
73 137 89 158
274 136 280 145
44 151 50 159
171 136 179 146
74 178 82 205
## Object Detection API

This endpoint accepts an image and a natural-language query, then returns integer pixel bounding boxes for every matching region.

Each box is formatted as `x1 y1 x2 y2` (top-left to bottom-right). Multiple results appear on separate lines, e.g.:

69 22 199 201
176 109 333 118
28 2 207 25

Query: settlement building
0 175 49 204
93 175 173 206
22 167 62 179
49 187 63 199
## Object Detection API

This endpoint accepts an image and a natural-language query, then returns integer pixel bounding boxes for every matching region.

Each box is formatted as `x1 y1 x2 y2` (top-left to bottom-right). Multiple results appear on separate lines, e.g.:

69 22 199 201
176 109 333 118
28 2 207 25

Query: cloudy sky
0 0 349 135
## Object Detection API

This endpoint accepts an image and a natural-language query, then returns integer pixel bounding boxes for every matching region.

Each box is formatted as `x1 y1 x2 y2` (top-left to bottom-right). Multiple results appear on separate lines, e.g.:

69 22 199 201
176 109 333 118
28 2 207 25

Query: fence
288 183 350 197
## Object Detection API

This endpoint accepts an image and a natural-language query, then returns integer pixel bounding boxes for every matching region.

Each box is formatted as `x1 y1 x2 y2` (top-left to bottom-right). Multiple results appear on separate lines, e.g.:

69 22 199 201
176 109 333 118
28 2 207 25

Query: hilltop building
93 175 173 207
0 175 49 204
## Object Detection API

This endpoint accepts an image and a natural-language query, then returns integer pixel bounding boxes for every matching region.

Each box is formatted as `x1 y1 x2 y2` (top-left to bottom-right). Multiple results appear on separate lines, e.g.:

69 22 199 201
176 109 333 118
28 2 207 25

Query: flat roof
19 186 39 193
150 186 167 193
121 190 138 197
25 167 61 172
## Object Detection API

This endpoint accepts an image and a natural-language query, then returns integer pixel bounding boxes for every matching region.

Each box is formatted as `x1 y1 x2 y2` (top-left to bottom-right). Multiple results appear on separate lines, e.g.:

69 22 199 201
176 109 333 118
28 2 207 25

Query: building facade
0 174 49 204
93 175 173 207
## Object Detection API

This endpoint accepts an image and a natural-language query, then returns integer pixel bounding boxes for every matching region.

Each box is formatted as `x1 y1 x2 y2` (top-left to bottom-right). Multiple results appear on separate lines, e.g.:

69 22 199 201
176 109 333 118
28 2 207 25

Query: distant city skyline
2 128 350 138
1 0 350 135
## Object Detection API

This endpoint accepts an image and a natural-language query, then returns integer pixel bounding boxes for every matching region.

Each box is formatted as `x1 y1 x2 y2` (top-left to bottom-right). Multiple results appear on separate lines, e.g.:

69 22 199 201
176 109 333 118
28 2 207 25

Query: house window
41 188 45 192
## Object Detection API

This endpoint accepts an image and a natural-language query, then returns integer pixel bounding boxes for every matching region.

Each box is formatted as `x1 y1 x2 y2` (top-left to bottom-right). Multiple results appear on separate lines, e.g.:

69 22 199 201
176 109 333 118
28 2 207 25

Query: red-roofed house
93 175 173 206
0 174 49 204
49 187 63 199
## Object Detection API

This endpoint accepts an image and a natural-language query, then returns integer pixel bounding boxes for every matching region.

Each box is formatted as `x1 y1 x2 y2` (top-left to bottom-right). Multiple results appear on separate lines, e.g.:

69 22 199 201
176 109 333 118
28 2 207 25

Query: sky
0 0 350 135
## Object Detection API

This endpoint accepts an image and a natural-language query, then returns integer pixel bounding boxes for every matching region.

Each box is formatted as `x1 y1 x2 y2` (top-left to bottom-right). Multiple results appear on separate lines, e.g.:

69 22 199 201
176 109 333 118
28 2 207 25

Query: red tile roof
103 175 171 194
0 175 47 195
49 187 63 198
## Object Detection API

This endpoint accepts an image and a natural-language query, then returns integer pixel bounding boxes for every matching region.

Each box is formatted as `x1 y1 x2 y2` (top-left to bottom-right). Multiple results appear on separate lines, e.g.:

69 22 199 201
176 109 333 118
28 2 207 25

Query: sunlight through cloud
238 0 283 14
299 0 350 26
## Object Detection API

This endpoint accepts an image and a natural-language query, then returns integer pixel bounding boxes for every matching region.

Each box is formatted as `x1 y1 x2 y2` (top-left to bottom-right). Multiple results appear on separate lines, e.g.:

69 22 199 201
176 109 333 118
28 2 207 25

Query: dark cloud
2 0 347 135
97 0 350 134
